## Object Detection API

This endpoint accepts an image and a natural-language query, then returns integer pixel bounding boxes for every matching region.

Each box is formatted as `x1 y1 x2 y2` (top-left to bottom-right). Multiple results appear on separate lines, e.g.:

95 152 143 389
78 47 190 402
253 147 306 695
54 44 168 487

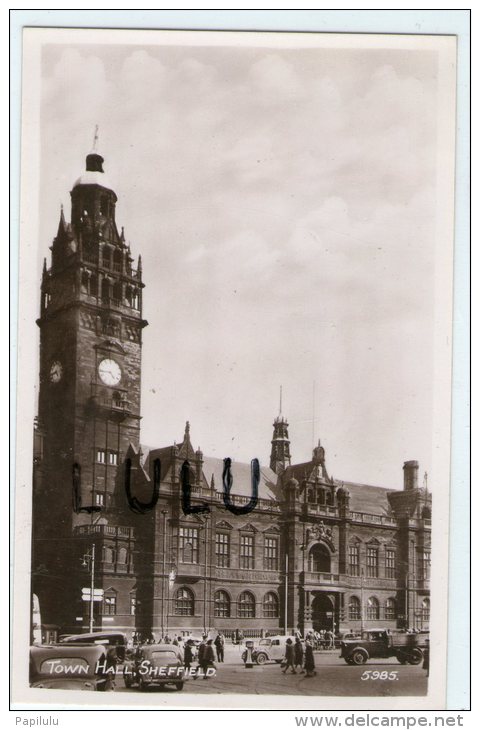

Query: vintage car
340 629 428 665
59 631 127 662
241 635 303 665
29 644 111 691
123 643 186 691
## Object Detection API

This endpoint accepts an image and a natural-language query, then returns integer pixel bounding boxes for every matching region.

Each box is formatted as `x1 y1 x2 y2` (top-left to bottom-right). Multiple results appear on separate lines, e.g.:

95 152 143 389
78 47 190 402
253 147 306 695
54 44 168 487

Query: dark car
30 644 111 690
340 629 427 665
59 631 127 662
123 643 186 691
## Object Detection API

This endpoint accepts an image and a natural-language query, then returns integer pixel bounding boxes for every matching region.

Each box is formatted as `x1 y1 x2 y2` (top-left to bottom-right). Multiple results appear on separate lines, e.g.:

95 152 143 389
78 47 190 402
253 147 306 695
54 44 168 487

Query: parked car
29 644 111 691
123 643 186 691
241 635 302 665
59 631 127 662
340 629 428 665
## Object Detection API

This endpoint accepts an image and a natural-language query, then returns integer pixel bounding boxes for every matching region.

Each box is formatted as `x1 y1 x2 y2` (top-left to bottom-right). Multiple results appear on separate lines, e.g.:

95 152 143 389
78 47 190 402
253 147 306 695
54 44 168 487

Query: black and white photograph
12 25 458 709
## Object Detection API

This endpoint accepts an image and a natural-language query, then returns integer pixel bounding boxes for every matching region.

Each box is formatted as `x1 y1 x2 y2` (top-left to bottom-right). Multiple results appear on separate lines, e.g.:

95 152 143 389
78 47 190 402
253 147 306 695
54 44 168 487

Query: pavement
116 646 428 697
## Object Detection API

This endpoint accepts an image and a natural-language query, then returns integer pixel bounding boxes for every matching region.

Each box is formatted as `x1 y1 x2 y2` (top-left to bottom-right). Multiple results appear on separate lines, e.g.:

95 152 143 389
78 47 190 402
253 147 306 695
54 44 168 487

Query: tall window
348 544 360 576
264 537 278 570
215 533 230 568
238 591 255 618
385 597 396 620
102 590 117 616
240 534 254 569
421 598 430 623
179 527 199 564
214 590 230 618
263 592 279 618
174 587 194 616
422 550 431 580
129 593 137 615
349 596 361 620
102 546 114 563
366 596 379 620
309 543 331 573
385 549 396 579
118 547 128 565
366 546 379 578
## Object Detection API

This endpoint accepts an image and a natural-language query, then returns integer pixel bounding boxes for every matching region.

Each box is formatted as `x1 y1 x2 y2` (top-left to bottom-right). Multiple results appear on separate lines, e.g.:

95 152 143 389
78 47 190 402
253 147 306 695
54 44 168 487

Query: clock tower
33 141 147 632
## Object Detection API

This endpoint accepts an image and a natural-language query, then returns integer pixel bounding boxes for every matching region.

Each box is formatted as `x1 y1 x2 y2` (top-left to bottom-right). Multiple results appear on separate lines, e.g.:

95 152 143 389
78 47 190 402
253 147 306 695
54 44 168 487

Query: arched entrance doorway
308 543 331 573
311 593 335 632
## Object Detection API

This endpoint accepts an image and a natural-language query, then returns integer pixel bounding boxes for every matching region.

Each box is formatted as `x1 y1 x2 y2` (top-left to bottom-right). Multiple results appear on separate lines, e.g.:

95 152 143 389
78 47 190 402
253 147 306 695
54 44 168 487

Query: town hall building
32 146 431 643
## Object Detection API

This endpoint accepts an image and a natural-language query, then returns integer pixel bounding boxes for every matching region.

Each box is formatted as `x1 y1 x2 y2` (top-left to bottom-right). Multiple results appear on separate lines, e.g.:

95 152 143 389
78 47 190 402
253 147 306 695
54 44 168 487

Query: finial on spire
185 421 190 437
423 472 428 490
279 385 283 416
92 124 99 152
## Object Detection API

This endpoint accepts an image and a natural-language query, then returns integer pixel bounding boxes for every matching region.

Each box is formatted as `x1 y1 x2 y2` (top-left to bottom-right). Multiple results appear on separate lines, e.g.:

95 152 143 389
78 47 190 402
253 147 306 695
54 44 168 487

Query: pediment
349 535 362 544
263 525 281 534
215 520 234 531
240 523 257 533
366 537 381 545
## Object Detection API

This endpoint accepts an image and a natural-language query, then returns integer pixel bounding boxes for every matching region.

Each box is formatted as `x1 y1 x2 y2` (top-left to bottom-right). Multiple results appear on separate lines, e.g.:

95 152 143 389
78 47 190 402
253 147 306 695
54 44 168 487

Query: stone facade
32 148 431 642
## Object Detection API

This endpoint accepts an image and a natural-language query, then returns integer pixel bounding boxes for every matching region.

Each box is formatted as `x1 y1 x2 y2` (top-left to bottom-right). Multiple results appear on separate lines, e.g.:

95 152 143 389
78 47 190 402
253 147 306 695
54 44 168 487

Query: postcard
12 26 457 709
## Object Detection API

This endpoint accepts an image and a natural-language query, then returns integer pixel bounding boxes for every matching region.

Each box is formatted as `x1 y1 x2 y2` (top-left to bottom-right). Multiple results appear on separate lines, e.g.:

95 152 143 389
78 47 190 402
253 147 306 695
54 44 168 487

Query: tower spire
279 385 283 417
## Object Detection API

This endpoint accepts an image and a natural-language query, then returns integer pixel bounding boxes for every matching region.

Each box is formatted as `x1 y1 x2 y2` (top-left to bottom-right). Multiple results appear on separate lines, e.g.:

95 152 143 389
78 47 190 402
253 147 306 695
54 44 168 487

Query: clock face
98 358 122 386
49 360 63 383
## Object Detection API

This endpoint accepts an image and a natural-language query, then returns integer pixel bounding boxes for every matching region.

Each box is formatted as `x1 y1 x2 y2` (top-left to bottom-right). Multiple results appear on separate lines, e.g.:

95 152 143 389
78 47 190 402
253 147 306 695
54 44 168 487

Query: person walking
304 636 316 677
203 639 216 680
282 638 296 674
194 637 206 680
184 639 194 674
214 632 225 662
423 640 430 677
294 636 304 673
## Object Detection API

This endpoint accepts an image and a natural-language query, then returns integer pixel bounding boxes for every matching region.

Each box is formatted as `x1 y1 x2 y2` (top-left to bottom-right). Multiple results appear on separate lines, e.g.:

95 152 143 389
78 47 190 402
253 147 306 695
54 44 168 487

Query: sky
37 33 441 490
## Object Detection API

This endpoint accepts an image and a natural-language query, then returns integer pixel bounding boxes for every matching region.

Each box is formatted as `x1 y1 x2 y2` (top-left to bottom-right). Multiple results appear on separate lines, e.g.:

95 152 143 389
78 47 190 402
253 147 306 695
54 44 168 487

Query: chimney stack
403 460 419 491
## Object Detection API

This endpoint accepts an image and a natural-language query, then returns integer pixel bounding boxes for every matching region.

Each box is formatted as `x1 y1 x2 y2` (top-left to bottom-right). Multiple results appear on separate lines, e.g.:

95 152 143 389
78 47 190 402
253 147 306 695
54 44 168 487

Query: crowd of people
282 636 317 677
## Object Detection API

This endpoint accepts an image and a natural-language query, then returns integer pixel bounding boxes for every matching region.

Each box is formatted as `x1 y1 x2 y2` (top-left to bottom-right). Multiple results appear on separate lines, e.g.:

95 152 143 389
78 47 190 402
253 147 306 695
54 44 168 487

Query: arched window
118 547 128 565
263 592 279 618
101 278 110 303
366 596 380 620
309 543 331 573
102 546 114 563
214 591 230 618
238 591 255 618
174 587 194 616
113 248 122 273
113 282 122 304
129 591 137 616
385 597 397 620
349 596 361 620
81 271 89 294
421 598 430 622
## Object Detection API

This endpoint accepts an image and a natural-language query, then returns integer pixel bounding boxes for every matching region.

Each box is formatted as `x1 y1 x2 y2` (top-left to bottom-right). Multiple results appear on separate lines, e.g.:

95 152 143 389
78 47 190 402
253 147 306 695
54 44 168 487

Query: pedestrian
282 638 296 674
194 638 206 680
423 640 429 677
203 639 216 680
304 637 316 677
184 639 194 673
294 636 304 673
214 632 225 662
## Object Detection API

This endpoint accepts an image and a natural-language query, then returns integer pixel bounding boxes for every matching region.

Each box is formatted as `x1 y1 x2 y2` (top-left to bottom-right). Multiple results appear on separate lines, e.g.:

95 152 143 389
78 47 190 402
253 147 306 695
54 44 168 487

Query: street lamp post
360 569 365 633
82 544 96 633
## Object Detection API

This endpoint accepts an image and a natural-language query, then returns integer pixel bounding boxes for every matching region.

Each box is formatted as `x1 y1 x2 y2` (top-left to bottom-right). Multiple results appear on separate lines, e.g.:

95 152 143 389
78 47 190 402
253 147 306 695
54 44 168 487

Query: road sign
81 595 103 602
82 588 104 597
